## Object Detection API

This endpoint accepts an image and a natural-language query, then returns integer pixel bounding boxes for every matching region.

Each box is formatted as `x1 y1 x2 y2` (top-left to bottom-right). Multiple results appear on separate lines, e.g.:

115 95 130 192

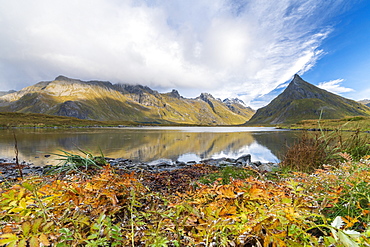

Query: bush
281 130 370 172
280 131 337 172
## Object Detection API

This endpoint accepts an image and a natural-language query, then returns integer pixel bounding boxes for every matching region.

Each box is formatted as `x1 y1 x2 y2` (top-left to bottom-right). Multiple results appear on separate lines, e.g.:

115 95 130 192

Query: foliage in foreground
1 157 370 246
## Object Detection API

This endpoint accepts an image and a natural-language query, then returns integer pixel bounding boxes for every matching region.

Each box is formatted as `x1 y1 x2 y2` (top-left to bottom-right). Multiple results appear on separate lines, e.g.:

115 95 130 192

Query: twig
13 131 23 179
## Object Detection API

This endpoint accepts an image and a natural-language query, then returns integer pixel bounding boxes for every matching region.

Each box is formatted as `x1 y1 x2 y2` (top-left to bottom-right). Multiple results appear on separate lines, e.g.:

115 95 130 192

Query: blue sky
303 1 370 102
0 0 369 109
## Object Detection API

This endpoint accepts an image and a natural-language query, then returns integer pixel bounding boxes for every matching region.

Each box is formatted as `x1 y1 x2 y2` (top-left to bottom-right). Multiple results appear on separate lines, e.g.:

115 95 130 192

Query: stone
251 161 262 166
175 161 186 166
201 158 228 166
236 154 251 166
148 159 173 167
258 164 273 172
217 160 234 167
186 161 197 165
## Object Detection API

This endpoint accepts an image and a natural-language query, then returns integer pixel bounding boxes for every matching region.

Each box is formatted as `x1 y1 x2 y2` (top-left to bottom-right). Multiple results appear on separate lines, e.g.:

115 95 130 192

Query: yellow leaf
217 186 237 199
220 205 237 217
249 187 265 200
20 198 27 209
39 233 50 246
32 218 43 234
18 239 27 247
21 221 31 236
0 233 18 245
29 236 39 247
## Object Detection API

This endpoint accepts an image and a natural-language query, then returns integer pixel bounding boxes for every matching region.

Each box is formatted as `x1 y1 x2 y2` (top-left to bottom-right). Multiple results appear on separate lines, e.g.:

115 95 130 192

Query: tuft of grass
280 131 335 172
281 129 370 172
47 149 107 176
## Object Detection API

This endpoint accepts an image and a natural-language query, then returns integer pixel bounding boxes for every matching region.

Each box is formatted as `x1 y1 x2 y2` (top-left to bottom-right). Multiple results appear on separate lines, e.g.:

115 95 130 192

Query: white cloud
0 0 349 108
318 79 354 94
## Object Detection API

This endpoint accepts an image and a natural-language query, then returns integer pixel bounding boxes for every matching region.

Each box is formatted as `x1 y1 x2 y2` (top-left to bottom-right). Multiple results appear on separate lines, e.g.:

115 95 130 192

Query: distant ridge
247 74 370 125
0 76 254 125
359 99 370 107
0 90 16 97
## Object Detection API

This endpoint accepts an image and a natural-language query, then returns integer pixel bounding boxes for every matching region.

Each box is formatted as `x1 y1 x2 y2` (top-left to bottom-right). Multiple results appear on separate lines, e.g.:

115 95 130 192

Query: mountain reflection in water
0 127 299 166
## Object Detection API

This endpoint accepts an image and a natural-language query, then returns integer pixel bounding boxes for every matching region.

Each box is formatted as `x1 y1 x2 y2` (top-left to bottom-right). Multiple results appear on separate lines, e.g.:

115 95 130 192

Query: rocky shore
0 154 279 181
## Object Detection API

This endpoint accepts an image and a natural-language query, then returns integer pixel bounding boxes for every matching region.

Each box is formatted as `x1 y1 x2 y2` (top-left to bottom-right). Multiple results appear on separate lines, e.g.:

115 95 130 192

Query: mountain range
0 76 254 125
1 74 369 125
247 74 370 125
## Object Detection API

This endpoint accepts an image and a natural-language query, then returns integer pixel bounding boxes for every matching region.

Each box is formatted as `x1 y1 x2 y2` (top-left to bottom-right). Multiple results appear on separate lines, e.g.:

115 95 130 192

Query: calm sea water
0 127 301 166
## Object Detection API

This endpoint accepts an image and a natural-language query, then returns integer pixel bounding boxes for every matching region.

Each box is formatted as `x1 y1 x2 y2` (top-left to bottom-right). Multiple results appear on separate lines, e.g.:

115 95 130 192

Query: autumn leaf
39 233 50 246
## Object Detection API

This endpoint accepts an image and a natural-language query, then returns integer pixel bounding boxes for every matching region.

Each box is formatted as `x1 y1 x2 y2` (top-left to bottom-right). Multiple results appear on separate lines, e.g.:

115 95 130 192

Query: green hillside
247 74 370 125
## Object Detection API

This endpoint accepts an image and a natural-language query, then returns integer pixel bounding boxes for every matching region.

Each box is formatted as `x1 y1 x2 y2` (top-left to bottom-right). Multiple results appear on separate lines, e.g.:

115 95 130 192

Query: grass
46 149 107 176
0 112 167 128
0 112 215 128
280 129 370 172
198 165 259 185
287 116 370 132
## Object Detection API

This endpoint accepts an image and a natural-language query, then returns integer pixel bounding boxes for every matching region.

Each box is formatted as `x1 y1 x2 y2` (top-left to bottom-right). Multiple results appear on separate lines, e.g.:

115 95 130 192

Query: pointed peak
288 74 308 87
223 98 246 106
199 93 215 100
169 89 181 98
55 75 71 81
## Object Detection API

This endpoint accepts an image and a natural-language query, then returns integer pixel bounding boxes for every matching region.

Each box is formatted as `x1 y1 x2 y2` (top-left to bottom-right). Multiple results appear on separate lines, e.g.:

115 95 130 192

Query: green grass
198 166 259 185
0 111 242 128
0 112 156 128
286 116 370 131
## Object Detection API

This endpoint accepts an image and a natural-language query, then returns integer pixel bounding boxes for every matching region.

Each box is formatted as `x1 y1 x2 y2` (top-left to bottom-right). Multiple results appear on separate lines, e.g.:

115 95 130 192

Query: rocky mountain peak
199 93 215 101
223 98 246 106
55 75 71 81
169 89 181 99
115 84 158 95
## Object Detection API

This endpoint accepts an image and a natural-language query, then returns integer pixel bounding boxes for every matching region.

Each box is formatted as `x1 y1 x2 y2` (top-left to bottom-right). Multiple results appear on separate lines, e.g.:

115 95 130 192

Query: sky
0 0 369 109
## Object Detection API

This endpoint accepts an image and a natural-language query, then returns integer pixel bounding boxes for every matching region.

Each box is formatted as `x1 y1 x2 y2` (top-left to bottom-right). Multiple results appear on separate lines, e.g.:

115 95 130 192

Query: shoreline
0 154 278 181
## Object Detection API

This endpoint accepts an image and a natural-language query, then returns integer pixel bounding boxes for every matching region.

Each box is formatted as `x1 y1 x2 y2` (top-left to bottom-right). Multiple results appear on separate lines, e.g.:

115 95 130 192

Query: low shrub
281 129 370 172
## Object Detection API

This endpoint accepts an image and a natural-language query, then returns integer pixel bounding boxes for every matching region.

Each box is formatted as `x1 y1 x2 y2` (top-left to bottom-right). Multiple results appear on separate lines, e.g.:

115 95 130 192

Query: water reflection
0 127 299 166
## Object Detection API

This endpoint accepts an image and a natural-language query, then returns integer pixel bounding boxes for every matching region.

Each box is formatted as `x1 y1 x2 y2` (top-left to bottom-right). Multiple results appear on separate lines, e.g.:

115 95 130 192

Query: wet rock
251 161 262 167
175 161 186 166
225 158 236 163
186 161 197 165
148 159 173 167
218 160 234 166
200 158 227 166
236 154 251 166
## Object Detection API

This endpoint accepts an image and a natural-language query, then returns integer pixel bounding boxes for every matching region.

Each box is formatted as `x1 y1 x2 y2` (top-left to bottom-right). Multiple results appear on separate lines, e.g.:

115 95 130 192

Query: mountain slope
0 76 254 125
247 74 370 125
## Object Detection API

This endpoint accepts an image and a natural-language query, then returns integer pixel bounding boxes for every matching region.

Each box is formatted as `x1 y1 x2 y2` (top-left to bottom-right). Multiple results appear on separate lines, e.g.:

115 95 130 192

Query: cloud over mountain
0 0 351 107
318 79 354 94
